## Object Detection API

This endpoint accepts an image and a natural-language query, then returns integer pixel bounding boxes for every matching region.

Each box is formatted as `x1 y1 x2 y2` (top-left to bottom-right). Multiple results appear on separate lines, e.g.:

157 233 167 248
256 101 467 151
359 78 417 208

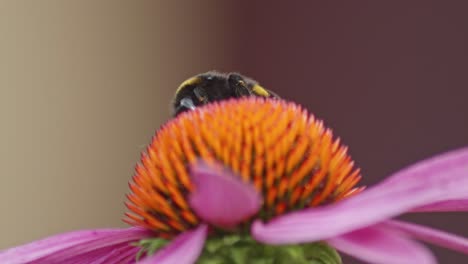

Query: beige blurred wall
0 1 237 248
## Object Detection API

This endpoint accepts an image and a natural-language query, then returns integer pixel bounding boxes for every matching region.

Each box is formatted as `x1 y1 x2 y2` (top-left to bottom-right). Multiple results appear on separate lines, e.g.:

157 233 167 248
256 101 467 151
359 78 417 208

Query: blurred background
0 1 467 262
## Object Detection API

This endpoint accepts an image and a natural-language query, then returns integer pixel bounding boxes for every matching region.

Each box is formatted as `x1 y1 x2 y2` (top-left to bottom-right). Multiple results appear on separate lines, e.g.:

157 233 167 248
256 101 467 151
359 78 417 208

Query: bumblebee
172 71 279 116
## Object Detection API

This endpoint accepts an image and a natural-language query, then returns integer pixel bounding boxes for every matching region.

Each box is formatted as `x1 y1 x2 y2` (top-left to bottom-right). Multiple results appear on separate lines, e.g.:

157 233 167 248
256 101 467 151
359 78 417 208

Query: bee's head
172 71 273 116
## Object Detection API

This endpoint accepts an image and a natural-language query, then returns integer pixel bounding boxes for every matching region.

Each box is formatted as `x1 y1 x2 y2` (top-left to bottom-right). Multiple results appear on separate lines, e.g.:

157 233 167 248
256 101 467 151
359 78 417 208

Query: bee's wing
265 88 280 99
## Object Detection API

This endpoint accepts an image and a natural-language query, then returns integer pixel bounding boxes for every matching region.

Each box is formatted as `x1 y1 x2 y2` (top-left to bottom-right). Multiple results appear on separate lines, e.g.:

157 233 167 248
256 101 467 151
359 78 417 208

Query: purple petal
94 245 140 264
189 161 262 228
140 224 207 264
252 147 468 244
412 199 468 212
63 243 139 264
0 227 151 264
382 220 468 254
328 225 436 264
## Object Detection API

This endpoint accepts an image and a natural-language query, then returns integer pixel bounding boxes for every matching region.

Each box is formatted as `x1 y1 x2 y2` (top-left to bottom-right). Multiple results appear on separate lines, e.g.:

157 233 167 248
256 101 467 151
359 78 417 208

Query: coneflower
1 98 467 264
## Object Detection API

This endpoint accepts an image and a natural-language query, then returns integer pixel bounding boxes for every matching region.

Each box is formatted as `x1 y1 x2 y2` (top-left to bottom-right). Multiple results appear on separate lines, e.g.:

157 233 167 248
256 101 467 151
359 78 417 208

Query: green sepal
133 234 341 264
197 234 342 264
133 238 168 261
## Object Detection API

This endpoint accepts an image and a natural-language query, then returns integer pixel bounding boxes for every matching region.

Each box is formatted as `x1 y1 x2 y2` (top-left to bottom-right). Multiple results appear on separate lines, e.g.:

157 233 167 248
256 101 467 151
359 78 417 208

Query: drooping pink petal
252 147 468 244
380 147 468 187
328 225 436 264
382 220 468 254
95 245 140 264
62 243 139 264
412 199 468 212
0 227 151 264
140 224 207 264
189 161 262 228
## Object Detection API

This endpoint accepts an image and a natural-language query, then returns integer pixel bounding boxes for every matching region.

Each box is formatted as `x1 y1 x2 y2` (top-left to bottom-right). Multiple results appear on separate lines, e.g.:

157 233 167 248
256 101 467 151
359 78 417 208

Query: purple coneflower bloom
1 98 467 264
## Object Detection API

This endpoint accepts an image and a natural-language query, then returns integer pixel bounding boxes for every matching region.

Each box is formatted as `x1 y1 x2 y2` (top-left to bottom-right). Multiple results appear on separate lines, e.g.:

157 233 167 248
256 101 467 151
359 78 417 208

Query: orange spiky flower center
124 98 364 238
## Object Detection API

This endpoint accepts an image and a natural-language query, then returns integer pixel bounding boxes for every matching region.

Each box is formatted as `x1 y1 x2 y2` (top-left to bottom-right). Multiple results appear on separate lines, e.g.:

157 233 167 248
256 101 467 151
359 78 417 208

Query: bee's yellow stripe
176 76 202 94
252 84 270 97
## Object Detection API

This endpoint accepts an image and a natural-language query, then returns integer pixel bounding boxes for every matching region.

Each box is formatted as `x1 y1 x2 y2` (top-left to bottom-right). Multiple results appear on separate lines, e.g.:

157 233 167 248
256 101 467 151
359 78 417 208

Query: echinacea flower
1 98 467 264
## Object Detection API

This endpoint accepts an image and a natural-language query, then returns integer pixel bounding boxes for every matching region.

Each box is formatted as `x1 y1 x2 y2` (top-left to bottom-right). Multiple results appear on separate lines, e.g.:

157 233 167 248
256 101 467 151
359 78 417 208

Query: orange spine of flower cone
124 98 364 238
